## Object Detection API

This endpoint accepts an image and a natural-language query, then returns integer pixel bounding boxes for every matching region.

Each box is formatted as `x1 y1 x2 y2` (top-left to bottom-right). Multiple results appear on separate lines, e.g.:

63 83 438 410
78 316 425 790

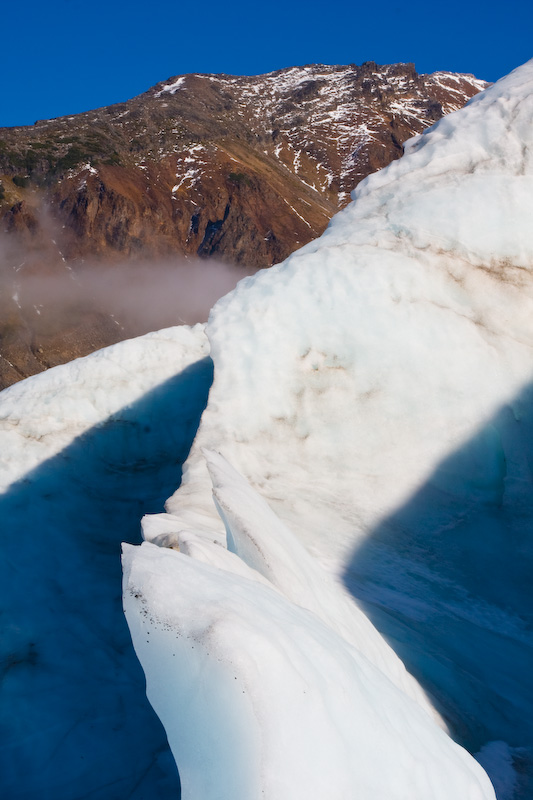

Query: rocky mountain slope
0 62 487 388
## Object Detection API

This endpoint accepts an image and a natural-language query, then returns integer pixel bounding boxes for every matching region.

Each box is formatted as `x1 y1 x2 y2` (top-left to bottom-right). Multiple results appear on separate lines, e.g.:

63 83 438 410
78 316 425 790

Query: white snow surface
124 61 533 800
161 61 533 558
0 325 208 489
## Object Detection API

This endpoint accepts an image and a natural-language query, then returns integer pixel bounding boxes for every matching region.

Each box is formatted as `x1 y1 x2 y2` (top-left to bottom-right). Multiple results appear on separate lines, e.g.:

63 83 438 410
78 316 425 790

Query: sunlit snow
123 61 533 799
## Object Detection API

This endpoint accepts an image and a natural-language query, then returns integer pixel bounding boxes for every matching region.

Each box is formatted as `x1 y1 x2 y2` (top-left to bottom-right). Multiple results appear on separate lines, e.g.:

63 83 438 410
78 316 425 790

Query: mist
0 237 257 339
33 257 255 334
0 217 259 387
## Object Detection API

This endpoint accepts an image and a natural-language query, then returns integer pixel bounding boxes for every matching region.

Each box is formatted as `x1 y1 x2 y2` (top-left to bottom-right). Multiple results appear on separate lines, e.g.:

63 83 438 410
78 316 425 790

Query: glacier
2 60 533 799
122 61 533 799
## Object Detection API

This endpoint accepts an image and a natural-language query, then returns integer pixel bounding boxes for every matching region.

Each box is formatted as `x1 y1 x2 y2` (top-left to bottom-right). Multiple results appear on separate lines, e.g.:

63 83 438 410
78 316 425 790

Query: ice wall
124 59 533 800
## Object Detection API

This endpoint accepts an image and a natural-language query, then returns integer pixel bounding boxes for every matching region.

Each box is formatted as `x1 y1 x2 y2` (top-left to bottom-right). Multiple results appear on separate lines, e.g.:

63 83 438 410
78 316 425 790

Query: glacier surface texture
123 62 533 799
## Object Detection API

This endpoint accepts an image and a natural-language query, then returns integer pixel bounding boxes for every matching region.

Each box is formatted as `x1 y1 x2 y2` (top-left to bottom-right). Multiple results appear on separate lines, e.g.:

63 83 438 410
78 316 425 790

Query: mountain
0 62 486 266
0 63 485 391
2 60 533 799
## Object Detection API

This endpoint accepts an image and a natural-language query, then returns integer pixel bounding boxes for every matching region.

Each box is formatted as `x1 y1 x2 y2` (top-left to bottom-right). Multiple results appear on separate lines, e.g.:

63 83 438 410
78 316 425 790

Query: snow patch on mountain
156 76 187 97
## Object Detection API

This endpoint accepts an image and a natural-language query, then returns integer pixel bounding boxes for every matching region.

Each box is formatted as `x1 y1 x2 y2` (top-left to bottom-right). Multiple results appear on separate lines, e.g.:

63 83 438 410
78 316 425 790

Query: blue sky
1 0 531 127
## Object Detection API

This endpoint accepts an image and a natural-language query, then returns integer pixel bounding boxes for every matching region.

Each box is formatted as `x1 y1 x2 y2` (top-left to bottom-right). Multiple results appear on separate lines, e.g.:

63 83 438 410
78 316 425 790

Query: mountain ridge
0 62 487 265
0 62 487 389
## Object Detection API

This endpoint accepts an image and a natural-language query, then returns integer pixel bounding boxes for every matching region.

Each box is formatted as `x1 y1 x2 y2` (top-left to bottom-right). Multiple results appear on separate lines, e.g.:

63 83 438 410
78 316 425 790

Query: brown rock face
0 62 487 388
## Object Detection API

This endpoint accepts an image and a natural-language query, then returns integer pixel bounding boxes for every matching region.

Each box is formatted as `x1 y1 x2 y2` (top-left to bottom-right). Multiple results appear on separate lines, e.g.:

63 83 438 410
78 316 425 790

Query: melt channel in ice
123 60 533 800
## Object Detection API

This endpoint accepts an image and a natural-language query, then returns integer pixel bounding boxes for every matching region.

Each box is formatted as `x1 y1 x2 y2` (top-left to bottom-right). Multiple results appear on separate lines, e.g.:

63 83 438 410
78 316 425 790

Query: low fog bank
0 224 257 387
34 257 254 334
0 241 257 338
